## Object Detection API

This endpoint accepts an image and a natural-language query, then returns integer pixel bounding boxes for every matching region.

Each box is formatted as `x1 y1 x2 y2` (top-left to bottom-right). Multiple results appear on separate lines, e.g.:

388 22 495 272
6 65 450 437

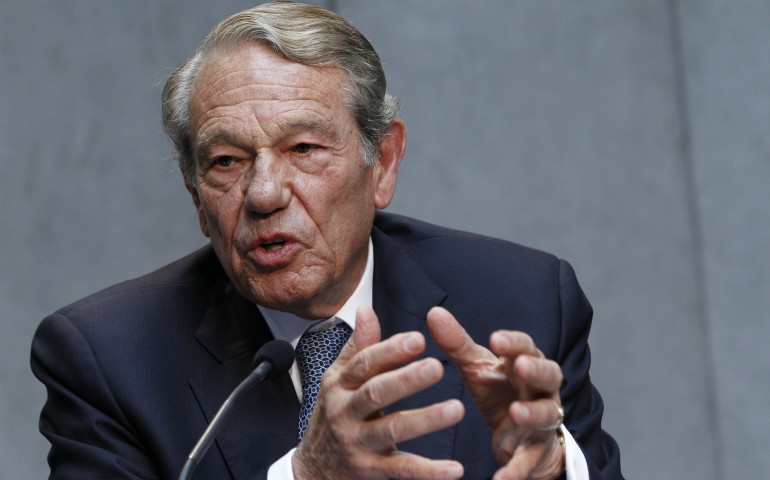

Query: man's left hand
426 307 565 480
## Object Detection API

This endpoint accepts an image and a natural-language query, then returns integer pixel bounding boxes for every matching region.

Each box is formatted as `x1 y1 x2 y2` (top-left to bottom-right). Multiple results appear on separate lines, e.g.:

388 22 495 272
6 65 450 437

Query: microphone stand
178 339 294 480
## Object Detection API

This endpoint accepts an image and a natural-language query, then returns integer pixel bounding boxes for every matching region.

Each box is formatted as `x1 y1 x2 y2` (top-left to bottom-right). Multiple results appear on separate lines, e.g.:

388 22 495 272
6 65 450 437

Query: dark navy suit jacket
31 213 623 479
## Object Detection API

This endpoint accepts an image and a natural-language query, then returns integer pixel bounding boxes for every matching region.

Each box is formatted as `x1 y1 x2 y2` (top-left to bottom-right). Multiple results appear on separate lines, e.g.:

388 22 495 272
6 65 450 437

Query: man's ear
373 118 406 209
185 178 210 237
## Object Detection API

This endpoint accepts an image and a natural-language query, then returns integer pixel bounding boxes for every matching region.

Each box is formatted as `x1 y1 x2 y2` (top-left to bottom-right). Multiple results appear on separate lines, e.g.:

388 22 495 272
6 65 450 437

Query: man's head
162 1 400 184
161 2 406 319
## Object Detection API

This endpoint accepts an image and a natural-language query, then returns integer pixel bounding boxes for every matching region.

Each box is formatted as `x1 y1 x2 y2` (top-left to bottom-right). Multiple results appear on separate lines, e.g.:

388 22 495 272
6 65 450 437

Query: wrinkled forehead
186 43 358 151
190 43 349 112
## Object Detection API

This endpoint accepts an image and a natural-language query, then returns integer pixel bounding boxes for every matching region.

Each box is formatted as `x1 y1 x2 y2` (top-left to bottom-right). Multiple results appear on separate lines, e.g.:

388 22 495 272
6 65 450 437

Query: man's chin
256 297 338 320
229 263 353 318
242 281 336 319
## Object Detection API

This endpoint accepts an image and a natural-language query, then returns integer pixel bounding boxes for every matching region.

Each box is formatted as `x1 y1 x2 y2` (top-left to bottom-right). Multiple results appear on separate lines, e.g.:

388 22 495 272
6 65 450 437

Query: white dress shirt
258 239 588 479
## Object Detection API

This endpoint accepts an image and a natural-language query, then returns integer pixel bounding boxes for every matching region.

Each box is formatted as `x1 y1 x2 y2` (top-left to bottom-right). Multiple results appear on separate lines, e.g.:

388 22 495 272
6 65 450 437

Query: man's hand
426 307 565 480
293 305 465 480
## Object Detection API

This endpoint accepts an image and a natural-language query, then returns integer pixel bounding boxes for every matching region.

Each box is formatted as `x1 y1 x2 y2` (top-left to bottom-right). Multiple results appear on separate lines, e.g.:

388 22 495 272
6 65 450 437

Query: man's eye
213 156 236 167
294 143 316 154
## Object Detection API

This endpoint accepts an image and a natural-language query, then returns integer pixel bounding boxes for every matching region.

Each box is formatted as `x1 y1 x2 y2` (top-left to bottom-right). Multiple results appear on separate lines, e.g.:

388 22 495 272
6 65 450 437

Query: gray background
1 1 767 478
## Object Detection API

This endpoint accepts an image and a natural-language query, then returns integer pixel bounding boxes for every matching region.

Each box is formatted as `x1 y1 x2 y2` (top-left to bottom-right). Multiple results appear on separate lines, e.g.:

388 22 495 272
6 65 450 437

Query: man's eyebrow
274 116 337 139
193 116 339 156
194 130 238 157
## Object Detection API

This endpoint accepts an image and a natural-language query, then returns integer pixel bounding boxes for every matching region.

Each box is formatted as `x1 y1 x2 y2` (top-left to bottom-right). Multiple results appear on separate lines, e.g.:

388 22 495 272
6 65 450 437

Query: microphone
178 339 295 480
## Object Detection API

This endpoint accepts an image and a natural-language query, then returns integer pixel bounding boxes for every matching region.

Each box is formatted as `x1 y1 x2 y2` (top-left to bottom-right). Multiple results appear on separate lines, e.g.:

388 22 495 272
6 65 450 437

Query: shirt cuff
267 447 296 479
562 425 589 480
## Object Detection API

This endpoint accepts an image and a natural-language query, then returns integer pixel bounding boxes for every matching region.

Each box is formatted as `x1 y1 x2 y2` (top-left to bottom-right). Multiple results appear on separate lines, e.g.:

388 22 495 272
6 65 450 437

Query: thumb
427 306 494 368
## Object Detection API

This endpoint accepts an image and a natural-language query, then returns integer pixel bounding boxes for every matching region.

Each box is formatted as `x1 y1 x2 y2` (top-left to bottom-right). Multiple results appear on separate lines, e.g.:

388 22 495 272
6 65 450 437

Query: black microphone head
252 339 295 380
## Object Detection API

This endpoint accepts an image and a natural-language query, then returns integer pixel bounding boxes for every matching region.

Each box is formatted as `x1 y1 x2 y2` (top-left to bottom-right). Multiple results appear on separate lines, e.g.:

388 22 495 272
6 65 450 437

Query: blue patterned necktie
296 321 353 440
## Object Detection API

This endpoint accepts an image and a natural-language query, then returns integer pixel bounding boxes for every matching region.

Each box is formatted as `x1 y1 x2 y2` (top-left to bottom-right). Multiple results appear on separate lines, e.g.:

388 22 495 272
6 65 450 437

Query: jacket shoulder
373 212 561 273
54 246 222 318
372 213 579 354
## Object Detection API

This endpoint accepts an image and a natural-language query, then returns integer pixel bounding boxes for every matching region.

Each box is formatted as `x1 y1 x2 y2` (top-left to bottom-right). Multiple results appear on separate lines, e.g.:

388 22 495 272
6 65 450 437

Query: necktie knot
295 321 352 440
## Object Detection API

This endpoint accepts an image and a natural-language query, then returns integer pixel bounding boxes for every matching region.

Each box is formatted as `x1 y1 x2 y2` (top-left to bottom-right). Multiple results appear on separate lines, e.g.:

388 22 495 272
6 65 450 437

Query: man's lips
246 231 299 249
243 234 302 268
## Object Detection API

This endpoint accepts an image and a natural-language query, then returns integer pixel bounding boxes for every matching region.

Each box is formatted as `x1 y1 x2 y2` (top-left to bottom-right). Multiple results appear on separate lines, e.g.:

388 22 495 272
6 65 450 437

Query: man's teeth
263 241 285 252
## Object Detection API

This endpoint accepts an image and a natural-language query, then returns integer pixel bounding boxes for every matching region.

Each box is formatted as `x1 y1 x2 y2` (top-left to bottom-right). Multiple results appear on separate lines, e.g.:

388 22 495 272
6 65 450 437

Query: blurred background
1 1 768 478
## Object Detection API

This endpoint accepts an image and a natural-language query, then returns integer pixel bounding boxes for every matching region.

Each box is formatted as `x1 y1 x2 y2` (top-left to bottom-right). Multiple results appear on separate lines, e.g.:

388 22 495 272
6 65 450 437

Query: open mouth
261 240 285 252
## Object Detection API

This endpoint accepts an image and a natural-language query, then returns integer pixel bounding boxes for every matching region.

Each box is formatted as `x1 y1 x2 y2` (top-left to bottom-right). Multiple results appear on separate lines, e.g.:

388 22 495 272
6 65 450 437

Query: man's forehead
194 43 347 96
188 44 350 128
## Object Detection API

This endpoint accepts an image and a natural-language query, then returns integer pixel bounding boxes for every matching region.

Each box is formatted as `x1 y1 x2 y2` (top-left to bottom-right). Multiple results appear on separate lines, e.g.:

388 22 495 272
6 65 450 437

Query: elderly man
32 3 622 479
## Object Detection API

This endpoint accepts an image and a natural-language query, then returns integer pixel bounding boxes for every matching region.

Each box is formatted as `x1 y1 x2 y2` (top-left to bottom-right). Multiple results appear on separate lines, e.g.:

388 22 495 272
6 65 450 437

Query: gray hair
161 1 400 183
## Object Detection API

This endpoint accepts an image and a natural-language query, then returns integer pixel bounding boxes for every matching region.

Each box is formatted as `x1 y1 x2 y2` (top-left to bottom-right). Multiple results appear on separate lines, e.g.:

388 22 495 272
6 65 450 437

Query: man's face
187 44 404 319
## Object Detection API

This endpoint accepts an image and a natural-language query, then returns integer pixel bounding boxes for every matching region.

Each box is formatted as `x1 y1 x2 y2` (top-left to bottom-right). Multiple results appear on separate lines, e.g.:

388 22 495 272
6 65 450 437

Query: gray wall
1 1 767 478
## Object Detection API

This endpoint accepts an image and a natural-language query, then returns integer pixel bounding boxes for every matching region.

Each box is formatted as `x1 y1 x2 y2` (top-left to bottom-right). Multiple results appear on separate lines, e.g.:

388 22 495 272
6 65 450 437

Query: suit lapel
189 280 300 479
371 226 464 462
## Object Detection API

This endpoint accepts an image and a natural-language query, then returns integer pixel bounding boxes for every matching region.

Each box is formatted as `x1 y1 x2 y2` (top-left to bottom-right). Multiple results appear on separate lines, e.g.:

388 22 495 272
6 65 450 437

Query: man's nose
243 154 290 214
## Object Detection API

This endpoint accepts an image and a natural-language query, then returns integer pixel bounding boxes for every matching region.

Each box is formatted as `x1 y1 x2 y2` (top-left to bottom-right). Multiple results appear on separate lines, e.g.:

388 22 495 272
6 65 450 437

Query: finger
426 306 496 367
361 399 465 449
492 440 549 480
339 330 426 389
512 355 563 394
509 398 564 431
489 330 540 359
334 305 382 367
375 450 464 480
348 357 444 418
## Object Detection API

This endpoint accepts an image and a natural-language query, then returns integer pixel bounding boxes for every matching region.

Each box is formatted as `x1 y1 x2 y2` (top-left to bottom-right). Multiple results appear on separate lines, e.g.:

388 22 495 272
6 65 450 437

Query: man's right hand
292 305 465 480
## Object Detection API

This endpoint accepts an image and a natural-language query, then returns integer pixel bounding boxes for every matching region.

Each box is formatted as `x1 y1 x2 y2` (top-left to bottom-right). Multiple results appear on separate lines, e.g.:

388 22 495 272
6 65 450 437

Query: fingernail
421 362 439 380
519 356 534 377
492 332 510 350
443 401 463 421
446 463 464 478
513 402 529 420
404 333 422 353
